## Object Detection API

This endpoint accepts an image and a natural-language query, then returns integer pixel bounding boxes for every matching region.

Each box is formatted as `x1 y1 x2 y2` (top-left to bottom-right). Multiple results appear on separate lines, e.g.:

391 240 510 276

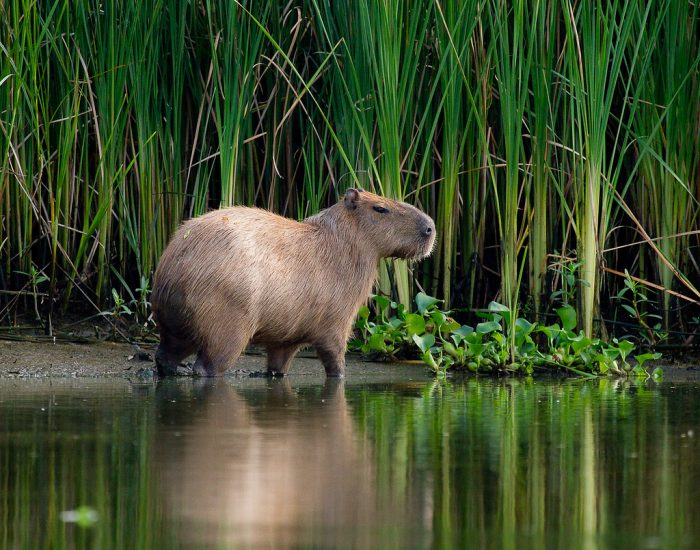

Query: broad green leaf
556 305 577 331
368 333 387 352
454 325 474 338
412 333 435 354
476 321 500 334
404 313 426 336
415 292 441 314
634 352 662 369
431 310 447 328
373 295 391 313
614 338 636 360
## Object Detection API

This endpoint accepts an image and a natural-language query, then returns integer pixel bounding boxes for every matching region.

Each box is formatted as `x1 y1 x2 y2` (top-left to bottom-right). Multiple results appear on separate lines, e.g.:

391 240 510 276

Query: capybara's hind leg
155 333 194 377
266 344 301 376
315 339 346 378
193 330 248 377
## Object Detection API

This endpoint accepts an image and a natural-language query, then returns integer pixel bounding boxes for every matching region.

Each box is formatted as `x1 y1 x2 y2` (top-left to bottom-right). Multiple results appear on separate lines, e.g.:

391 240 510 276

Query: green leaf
404 313 426 336
476 321 500 334
415 292 441 315
373 295 391 314
368 333 387 353
488 301 510 313
556 305 577 331
421 350 439 371
442 319 461 334
357 306 370 321
634 352 662 369
412 333 435 354
431 310 447 329
454 325 474 338
467 342 486 357
451 325 473 345
651 367 664 381
537 324 562 345
515 318 534 334
614 338 636 360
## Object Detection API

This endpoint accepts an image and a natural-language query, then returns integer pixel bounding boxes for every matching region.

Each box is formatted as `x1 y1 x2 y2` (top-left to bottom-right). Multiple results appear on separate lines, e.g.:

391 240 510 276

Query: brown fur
152 188 435 377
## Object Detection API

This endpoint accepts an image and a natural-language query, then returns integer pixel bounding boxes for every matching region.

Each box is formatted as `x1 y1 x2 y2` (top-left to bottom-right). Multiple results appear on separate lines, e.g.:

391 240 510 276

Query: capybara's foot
192 351 226 377
155 346 182 377
266 344 301 376
315 343 346 378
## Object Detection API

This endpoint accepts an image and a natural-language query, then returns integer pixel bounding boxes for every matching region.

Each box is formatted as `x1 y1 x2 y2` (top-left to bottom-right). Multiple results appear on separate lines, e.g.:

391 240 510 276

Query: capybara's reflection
155 378 386 547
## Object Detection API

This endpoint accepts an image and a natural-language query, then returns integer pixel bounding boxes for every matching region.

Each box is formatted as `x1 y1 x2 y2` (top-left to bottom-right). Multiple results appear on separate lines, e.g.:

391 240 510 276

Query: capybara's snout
420 216 435 239
416 213 436 258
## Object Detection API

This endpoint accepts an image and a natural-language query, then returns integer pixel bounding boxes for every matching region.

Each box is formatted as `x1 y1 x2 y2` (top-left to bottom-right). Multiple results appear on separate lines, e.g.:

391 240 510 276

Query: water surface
1 373 699 548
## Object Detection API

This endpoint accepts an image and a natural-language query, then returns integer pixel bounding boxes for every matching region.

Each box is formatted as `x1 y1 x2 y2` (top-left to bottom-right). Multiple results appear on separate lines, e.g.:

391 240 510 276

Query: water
1 375 699 549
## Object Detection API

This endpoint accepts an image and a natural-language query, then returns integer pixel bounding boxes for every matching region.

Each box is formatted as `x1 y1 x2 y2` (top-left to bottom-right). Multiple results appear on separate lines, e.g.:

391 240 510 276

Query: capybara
151 188 435 377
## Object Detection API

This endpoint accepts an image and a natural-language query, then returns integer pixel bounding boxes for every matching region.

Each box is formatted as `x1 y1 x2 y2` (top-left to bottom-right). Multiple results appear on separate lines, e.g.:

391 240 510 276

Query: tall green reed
1 0 699 339
630 0 700 327
561 0 657 337
433 0 481 307
206 1 271 208
488 0 536 352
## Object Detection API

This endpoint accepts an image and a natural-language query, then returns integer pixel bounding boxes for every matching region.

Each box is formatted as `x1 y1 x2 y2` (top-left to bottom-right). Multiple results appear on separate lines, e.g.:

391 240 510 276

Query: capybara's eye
373 205 389 214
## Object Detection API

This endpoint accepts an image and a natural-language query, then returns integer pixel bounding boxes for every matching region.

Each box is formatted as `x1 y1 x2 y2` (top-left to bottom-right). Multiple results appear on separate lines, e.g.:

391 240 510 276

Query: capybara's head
343 188 435 260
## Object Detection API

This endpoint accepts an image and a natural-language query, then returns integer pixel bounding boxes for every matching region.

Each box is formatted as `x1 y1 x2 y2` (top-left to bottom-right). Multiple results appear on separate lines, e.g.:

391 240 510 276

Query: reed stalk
1 0 699 338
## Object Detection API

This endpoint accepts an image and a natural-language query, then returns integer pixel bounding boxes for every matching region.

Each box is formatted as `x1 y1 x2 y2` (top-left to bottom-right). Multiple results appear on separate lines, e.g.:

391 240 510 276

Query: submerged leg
266 344 301 377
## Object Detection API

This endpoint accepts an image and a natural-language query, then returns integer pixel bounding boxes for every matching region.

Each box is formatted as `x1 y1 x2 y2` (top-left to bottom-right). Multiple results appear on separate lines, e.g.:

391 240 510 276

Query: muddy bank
0 339 435 382
1 338 699 381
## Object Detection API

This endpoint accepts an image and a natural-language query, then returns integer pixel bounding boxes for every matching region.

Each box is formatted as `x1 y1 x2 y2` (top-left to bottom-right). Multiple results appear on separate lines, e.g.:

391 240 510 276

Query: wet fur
152 189 435 377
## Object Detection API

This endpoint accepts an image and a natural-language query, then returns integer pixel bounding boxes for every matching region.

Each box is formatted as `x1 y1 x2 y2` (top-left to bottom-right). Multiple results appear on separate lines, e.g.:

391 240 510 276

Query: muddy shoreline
1 338 699 382
0 339 438 382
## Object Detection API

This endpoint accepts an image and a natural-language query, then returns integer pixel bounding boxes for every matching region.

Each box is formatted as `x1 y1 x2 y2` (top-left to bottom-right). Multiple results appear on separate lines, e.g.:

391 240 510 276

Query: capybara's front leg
155 332 196 377
315 339 346 378
266 344 301 376
193 330 248 377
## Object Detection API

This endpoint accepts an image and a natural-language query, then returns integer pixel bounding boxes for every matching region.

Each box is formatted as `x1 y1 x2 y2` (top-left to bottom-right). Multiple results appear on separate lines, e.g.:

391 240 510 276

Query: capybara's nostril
424 226 432 236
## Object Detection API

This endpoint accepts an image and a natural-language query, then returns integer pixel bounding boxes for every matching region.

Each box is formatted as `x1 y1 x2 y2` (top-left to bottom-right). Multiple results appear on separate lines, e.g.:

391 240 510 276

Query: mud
1 338 699 381
0 339 434 383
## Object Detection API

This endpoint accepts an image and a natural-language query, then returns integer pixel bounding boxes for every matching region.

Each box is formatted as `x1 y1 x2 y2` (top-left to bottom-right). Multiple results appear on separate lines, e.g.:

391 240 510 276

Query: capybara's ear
344 188 360 210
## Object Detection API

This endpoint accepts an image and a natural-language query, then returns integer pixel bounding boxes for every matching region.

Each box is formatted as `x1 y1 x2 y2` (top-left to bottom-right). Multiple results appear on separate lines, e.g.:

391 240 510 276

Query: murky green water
1 375 699 549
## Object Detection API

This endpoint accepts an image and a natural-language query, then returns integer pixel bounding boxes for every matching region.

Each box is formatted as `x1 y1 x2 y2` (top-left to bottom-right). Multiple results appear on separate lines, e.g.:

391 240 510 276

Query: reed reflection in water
0 377 699 548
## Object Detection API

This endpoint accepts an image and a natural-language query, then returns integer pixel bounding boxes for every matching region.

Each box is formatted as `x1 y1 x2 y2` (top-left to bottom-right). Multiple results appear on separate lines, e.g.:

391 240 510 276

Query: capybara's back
152 188 435 377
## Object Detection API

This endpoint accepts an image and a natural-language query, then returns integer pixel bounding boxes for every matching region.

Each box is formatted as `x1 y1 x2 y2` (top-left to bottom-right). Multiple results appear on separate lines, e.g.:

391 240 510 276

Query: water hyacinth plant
351 293 662 378
0 0 698 356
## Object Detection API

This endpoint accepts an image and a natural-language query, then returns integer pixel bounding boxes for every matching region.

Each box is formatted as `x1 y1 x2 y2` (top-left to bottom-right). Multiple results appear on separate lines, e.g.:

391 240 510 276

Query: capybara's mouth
419 233 437 259
404 232 436 261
